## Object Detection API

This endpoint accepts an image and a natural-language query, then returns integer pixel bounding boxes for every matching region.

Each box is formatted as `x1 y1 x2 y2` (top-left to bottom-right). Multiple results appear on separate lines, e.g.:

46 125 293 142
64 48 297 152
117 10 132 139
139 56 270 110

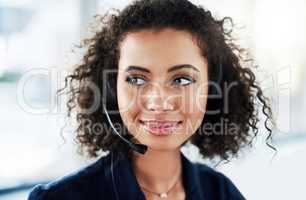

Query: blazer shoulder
195 162 246 200
28 184 51 200
27 155 108 200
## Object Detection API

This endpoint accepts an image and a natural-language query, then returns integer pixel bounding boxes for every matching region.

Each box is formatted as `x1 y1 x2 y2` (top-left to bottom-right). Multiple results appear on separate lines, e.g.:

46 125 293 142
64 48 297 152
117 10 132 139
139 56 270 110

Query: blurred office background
0 0 305 199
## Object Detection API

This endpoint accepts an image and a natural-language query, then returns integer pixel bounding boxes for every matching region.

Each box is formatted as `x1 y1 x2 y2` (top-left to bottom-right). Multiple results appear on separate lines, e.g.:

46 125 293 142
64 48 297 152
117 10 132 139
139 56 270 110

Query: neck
131 148 183 193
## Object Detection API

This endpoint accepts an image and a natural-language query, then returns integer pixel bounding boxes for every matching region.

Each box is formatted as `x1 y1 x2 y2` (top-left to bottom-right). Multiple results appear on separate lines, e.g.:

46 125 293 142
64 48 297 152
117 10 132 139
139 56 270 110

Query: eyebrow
125 64 200 73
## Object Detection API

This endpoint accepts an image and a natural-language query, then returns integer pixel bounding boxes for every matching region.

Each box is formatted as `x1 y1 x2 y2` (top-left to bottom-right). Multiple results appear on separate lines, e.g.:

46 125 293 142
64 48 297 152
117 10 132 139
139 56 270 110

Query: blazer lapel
181 152 205 200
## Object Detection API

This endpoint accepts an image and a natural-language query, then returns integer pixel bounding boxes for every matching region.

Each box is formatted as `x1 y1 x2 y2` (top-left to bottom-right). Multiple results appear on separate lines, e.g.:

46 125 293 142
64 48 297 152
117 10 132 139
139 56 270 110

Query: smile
139 120 183 136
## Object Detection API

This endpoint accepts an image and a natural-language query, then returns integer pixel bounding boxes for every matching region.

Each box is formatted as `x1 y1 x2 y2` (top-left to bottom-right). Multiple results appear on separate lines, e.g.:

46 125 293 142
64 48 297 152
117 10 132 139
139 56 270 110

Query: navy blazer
28 152 245 200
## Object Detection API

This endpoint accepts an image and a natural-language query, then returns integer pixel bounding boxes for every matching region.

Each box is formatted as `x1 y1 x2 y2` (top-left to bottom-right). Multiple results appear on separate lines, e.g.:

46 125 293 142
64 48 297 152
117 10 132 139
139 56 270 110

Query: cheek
117 80 139 127
117 75 134 110
181 86 207 133
181 86 207 115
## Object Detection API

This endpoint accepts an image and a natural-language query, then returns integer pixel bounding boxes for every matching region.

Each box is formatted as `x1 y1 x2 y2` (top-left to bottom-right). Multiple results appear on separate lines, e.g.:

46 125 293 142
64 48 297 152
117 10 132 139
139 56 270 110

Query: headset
102 102 147 200
102 102 148 155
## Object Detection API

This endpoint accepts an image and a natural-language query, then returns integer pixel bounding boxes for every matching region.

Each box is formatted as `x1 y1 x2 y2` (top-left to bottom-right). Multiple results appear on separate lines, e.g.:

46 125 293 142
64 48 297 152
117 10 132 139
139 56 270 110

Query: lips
139 120 182 135
140 120 181 127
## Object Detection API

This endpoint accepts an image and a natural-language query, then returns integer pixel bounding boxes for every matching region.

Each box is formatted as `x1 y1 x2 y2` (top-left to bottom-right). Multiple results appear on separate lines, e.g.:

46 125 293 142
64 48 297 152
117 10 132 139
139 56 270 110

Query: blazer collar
104 151 204 200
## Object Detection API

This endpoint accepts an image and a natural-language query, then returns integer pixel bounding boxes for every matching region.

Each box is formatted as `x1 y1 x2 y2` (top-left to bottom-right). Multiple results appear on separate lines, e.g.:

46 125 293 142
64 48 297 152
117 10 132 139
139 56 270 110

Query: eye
125 76 146 86
172 76 196 86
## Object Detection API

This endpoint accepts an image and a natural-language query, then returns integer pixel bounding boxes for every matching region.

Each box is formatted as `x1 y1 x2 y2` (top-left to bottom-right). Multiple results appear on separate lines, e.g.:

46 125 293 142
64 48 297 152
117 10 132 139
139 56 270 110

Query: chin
129 124 190 152
136 136 185 152
148 144 179 151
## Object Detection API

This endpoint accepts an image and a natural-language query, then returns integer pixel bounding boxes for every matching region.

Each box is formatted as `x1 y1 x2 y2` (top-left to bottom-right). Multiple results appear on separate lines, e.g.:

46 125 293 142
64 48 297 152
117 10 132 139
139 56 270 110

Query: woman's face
117 28 208 152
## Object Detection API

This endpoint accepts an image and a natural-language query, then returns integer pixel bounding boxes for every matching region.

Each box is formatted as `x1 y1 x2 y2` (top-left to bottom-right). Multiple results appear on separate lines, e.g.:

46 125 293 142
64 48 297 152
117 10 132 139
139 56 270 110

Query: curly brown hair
58 0 276 161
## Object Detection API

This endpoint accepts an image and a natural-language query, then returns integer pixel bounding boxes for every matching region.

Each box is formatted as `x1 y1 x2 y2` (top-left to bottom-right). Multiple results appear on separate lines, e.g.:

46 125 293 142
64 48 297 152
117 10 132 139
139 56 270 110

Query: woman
28 0 275 199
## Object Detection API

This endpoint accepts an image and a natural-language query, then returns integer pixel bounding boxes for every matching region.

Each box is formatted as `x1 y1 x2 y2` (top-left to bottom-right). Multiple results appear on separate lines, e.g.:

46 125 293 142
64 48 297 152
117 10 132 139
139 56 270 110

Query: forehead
118 28 206 70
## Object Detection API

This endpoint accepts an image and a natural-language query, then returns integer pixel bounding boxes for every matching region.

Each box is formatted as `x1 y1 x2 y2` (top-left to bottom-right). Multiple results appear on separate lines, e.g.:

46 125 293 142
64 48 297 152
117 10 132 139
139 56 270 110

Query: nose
147 99 174 112
141 83 175 113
